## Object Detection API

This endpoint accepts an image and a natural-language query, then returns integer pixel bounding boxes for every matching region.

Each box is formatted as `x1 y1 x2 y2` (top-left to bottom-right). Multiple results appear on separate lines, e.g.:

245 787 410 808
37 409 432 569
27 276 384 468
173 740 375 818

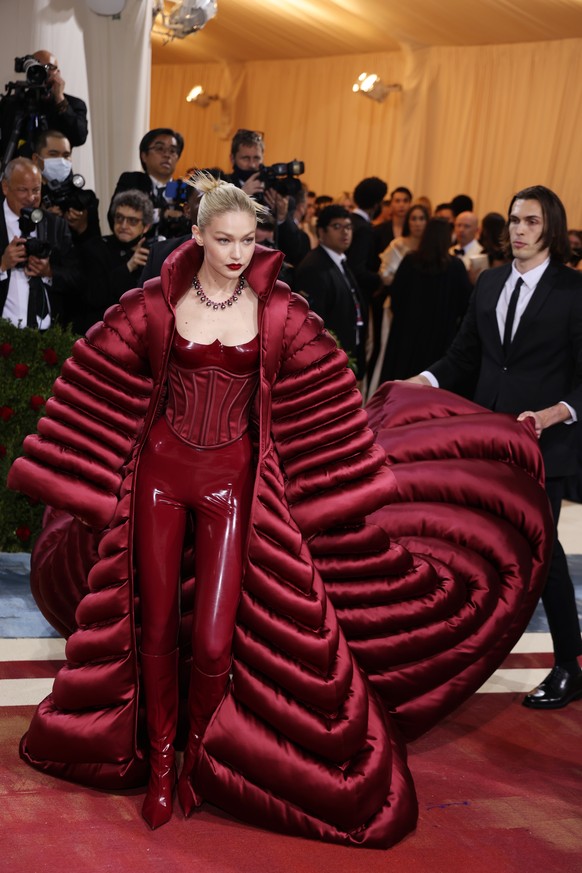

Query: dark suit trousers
544 478 582 662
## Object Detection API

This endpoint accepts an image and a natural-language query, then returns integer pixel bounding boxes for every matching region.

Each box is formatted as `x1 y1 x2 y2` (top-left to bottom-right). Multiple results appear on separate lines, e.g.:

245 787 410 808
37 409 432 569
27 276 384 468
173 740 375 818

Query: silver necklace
192 274 245 310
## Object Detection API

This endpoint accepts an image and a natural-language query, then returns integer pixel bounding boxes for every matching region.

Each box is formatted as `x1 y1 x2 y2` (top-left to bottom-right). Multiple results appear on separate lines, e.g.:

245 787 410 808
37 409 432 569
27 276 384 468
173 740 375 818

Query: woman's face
408 208 428 238
193 210 257 282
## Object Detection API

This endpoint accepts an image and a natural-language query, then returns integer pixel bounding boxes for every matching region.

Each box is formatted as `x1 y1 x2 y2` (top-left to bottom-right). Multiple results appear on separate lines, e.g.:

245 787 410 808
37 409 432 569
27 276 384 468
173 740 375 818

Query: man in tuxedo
295 205 365 380
408 185 582 709
108 128 186 238
0 157 80 328
449 211 485 271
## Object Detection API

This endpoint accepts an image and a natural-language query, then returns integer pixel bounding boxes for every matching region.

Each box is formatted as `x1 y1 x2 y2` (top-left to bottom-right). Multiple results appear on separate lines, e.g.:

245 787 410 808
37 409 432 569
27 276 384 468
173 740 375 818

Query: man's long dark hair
410 217 452 273
505 185 570 263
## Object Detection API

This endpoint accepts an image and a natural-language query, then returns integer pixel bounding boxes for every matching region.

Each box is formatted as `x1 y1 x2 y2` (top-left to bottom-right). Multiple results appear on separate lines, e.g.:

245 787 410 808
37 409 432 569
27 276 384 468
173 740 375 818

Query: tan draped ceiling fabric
151 0 582 223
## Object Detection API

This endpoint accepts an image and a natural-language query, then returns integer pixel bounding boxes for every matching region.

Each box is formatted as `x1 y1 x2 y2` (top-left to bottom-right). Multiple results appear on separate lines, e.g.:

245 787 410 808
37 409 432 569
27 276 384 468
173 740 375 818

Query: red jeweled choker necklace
192 274 245 310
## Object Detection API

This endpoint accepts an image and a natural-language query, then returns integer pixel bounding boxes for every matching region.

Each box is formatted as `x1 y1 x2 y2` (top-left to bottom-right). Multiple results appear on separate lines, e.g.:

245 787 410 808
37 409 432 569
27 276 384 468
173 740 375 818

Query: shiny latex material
135 417 253 665
140 650 178 829
166 333 259 446
10 239 553 849
178 662 231 817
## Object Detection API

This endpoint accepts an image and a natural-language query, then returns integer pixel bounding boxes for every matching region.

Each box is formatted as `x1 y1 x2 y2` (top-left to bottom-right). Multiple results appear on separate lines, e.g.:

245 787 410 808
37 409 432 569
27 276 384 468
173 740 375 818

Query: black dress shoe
522 666 582 709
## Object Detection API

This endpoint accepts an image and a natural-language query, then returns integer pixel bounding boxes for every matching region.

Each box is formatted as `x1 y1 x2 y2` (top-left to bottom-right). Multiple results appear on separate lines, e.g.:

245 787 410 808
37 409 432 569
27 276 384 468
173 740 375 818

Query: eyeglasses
147 144 180 157
114 213 143 227
329 222 352 231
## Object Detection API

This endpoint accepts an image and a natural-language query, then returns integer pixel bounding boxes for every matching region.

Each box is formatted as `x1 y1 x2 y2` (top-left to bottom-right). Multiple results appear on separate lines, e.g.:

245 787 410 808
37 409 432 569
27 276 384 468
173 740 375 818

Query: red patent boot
140 650 179 829
177 662 230 817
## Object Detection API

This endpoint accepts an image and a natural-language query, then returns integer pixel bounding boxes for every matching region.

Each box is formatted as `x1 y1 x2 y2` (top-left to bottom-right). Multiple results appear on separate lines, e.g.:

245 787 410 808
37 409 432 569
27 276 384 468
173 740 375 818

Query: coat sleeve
8 289 154 529
270 292 393 536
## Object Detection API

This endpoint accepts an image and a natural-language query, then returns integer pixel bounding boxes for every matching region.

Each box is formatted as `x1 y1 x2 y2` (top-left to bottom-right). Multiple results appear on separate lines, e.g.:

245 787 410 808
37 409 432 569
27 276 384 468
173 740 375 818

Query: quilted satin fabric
7 241 552 848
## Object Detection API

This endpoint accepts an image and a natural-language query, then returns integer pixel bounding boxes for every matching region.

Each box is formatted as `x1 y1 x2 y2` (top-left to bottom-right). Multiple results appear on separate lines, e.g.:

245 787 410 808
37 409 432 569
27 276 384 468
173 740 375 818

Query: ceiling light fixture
152 0 218 42
186 85 219 107
352 73 402 103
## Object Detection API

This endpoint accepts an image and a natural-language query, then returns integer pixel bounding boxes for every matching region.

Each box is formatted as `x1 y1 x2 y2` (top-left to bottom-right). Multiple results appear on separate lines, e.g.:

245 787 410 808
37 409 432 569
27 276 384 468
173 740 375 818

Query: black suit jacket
346 213 382 303
0 91 88 158
430 261 582 477
139 235 191 284
0 201 81 326
294 245 365 377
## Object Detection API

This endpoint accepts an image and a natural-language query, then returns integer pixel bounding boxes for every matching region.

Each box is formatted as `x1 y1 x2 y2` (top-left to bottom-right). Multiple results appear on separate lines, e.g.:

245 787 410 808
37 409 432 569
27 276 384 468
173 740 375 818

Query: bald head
33 50 58 68
2 158 42 214
454 211 479 248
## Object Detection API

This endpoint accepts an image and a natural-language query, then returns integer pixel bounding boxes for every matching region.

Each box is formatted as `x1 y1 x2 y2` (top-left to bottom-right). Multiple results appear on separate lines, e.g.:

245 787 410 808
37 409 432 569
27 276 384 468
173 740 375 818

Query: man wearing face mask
32 130 100 243
0 157 81 329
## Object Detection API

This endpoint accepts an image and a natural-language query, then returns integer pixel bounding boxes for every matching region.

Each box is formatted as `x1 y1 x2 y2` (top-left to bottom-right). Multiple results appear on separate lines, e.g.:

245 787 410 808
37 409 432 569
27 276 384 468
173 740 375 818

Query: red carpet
2 693 581 873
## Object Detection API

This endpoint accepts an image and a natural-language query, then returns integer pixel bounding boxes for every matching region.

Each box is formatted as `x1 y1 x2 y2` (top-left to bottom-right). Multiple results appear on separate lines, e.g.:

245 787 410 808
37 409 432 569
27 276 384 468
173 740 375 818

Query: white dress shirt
1 200 51 330
422 257 575 421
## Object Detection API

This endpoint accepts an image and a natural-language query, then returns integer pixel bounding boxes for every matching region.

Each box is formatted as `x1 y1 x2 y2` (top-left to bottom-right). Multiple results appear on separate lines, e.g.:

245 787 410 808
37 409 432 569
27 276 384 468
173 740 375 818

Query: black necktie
26 276 50 328
502 277 523 355
454 247 465 256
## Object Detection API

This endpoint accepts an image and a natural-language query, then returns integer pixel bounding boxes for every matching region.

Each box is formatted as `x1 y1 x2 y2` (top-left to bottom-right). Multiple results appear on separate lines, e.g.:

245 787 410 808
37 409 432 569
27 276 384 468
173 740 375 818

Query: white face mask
42 157 73 184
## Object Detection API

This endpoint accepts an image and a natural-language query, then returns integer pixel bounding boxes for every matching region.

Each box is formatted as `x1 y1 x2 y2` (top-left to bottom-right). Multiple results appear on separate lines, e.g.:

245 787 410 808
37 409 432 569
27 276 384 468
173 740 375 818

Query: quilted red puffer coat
8 241 552 848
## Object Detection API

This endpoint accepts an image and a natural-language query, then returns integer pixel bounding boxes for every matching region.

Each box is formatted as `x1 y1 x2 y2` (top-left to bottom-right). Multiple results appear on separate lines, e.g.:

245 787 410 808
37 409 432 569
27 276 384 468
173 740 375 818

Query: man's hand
405 374 432 385
517 403 572 438
0 237 27 271
65 208 88 236
263 188 289 222
25 256 52 278
49 66 66 104
127 237 150 273
240 172 264 197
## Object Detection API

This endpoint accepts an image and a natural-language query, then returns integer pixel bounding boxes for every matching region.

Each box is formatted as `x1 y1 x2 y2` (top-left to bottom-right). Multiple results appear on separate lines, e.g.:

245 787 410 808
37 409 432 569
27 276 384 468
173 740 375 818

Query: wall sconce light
186 85 219 107
352 73 402 103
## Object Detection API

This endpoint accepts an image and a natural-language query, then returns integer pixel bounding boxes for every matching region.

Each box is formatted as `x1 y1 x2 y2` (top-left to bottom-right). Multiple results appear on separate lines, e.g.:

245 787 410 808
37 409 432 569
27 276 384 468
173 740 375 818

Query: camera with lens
16 207 52 267
0 57 53 172
157 179 192 238
42 173 98 214
14 56 50 88
259 160 305 198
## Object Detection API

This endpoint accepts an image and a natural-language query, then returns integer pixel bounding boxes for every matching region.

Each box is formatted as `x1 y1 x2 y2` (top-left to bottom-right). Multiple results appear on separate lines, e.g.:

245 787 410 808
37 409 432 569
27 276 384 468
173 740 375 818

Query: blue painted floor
1 552 581 639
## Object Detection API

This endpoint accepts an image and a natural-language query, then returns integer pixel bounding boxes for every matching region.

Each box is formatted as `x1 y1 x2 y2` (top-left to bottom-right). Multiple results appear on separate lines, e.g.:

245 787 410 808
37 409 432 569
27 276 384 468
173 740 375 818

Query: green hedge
0 320 79 552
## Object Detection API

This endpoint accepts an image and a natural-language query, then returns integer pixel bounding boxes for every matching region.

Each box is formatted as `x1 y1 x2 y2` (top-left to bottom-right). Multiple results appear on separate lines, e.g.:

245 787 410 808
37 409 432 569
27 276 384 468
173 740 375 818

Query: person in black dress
378 218 472 383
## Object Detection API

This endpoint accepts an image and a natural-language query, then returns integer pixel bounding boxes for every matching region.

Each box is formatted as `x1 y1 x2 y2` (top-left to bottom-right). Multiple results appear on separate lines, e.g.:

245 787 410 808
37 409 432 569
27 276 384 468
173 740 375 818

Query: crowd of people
2 45 581 847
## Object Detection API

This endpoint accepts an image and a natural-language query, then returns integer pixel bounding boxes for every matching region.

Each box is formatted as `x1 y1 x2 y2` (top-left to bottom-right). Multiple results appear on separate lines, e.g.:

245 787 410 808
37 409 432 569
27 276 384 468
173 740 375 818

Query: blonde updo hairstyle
187 171 270 231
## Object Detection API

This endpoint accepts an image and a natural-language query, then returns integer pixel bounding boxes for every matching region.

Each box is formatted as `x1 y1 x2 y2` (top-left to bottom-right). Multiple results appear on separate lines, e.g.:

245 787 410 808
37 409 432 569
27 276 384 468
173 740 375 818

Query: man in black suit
108 128 187 238
295 205 365 380
346 176 388 380
409 185 582 709
1 157 80 328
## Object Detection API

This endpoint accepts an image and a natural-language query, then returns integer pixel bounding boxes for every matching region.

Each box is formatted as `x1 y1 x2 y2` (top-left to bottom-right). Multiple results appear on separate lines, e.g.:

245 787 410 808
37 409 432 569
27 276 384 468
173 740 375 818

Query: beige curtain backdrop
152 37 582 224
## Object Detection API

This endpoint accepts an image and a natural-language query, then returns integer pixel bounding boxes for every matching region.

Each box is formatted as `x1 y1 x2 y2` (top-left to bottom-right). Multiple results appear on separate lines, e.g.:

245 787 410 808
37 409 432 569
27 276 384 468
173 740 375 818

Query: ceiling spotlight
352 73 402 103
186 85 219 107
153 0 218 41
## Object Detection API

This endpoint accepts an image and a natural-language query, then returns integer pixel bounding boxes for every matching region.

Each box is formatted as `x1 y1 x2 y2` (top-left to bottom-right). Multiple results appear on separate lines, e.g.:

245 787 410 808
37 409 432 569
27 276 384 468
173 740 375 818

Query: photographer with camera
108 128 188 240
0 52 88 168
32 130 100 244
227 129 309 272
72 190 153 334
0 158 80 329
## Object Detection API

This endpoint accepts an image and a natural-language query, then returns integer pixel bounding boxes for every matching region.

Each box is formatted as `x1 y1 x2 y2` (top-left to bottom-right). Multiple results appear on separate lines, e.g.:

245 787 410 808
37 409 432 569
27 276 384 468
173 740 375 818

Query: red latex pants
135 416 254 674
